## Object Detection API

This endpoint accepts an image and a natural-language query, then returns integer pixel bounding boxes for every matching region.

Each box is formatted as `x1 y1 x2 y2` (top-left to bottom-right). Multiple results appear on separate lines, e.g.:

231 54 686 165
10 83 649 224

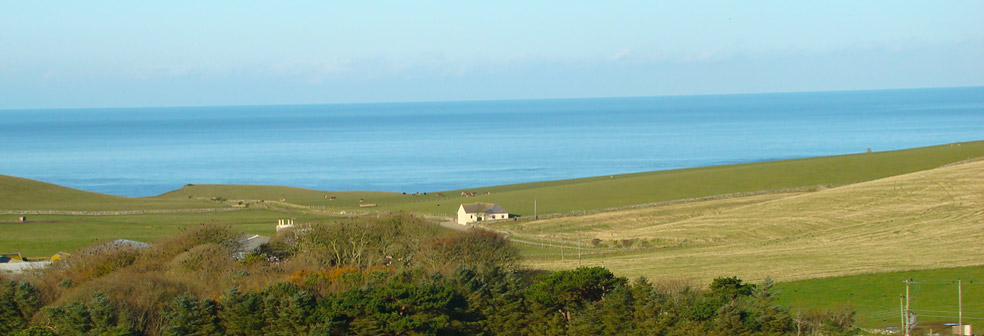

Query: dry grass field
494 159 984 286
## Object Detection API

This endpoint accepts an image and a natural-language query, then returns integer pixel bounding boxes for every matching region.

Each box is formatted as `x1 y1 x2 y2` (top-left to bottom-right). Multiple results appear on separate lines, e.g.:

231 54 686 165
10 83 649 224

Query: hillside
0 175 216 211
501 157 984 286
151 141 984 217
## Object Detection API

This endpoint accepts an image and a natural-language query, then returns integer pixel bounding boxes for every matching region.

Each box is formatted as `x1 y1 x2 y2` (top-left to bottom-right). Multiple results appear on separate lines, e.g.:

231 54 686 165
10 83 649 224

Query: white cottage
457 203 509 225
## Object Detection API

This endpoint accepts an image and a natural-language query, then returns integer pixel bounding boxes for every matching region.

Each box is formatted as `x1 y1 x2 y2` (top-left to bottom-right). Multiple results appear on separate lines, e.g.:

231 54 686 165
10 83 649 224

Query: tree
708 276 754 301
42 293 135 335
526 267 627 322
218 287 264 335
0 281 37 334
162 294 220 336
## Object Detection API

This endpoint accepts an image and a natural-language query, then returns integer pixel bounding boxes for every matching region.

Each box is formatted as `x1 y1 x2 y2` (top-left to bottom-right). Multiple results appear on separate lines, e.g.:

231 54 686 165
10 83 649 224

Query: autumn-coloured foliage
1 215 858 335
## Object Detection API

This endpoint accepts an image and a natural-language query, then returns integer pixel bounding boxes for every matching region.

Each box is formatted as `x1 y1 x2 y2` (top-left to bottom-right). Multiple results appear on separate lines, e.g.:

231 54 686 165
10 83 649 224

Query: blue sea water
1 87 982 197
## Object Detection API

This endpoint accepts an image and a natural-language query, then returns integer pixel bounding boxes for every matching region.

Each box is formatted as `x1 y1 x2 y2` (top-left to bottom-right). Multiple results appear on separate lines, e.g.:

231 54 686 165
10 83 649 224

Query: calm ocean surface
1 87 982 197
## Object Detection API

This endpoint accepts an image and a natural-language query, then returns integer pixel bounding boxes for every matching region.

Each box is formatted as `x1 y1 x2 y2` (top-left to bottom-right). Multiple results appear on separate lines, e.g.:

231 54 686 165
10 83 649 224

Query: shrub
417 229 519 271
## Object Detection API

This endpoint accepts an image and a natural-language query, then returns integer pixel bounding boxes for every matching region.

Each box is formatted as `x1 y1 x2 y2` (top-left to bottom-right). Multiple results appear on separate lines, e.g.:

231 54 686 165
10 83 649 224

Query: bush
417 229 519 271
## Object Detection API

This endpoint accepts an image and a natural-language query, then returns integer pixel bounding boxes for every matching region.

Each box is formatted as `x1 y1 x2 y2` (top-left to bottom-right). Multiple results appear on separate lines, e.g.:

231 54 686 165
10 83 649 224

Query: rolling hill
0 175 215 211
155 141 984 217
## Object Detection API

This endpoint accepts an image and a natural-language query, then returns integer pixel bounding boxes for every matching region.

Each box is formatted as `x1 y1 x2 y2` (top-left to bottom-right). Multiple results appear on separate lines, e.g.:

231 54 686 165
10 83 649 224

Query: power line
913 309 984 316
918 314 984 320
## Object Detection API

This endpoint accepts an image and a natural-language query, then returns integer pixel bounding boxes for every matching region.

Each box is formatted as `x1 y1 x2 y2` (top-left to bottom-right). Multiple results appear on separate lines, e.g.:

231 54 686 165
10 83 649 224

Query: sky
1 1 982 109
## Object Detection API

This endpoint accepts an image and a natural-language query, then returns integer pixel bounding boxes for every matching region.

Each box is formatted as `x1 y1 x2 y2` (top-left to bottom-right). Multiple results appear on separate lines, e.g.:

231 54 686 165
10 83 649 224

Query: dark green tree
162 294 220 336
218 287 264 335
527 267 627 322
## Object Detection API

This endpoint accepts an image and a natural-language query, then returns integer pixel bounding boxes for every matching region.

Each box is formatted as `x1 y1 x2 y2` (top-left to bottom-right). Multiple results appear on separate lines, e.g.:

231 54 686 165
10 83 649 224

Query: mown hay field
498 159 984 290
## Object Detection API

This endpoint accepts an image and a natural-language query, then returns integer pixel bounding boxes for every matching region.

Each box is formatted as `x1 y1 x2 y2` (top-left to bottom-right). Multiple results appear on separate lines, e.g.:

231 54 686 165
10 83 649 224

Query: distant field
156 141 984 217
157 184 400 211
497 158 984 289
775 265 984 332
0 210 342 257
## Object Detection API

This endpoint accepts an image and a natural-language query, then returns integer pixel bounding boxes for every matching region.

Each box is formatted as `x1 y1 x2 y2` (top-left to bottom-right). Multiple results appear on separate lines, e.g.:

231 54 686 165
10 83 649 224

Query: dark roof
76 239 150 255
236 234 270 254
461 202 508 214
106 239 151 249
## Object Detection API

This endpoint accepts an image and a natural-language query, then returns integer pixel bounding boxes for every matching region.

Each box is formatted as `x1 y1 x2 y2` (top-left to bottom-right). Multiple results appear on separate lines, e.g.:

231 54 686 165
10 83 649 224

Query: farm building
103 239 151 250
276 219 295 232
0 253 24 263
457 203 509 225
0 253 52 274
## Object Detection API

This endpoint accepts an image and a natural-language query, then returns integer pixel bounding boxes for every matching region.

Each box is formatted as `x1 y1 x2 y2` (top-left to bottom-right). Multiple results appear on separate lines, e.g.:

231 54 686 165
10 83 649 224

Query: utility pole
903 279 914 336
958 279 963 328
899 295 905 334
534 199 537 220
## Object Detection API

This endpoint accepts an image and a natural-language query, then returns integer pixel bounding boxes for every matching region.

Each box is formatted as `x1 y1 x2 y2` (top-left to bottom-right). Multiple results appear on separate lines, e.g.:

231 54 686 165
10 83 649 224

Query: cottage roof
106 239 151 249
461 202 508 214
236 234 271 254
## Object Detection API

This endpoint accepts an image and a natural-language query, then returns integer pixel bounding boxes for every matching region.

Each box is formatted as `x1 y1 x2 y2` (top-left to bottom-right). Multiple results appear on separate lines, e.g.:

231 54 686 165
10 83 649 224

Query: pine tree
219 287 264 335
0 281 28 334
162 294 221 336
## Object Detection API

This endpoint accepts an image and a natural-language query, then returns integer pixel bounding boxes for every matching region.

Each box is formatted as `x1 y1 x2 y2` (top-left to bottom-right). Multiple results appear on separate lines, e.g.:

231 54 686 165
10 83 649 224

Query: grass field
155 141 984 217
0 209 348 257
775 265 984 332
494 158 984 292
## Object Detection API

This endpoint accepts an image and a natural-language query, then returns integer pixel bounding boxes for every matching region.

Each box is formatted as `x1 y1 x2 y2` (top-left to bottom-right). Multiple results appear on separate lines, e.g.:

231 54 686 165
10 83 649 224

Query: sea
1 87 982 197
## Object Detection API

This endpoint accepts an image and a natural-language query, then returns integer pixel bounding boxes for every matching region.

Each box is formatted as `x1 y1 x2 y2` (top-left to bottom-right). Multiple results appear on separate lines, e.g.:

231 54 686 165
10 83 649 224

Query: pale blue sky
1 1 982 109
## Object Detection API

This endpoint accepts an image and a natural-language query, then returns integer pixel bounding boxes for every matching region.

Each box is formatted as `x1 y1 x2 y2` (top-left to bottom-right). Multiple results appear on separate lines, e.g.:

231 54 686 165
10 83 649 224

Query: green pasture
776 265 984 332
158 141 984 217
0 210 342 257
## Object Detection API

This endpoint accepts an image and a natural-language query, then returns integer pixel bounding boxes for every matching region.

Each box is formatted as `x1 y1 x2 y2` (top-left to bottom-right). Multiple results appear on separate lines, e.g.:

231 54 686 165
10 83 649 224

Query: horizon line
3 85 981 112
